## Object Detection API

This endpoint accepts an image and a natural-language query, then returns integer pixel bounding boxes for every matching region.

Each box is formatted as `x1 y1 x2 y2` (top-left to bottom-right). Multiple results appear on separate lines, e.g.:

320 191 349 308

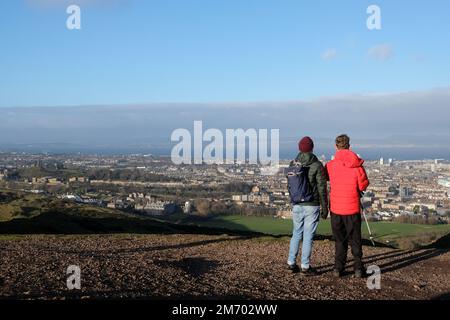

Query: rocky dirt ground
0 234 449 300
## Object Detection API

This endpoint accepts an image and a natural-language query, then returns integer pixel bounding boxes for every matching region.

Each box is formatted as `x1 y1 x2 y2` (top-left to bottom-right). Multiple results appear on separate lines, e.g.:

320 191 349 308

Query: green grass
0 192 55 221
1 188 449 248
163 214 450 246
17 167 82 180
0 234 28 241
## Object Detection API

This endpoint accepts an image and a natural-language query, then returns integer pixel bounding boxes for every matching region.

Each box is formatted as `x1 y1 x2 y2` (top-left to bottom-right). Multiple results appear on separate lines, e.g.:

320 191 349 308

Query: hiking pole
360 193 375 246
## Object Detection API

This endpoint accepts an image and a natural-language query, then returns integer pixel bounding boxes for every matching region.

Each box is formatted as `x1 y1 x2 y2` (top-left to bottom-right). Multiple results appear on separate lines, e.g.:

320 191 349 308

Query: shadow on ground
155 257 220 278
431 292 450 300
316 246 449 276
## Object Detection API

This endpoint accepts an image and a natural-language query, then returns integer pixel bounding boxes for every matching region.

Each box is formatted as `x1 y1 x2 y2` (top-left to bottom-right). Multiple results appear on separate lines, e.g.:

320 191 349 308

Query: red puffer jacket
325 149 369 215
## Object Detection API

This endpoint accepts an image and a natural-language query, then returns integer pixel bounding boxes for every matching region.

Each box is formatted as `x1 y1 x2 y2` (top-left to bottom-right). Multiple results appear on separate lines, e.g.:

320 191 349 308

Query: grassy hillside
0 191 48 221
16 166 82 180
0 191 257 236
1 191 449 248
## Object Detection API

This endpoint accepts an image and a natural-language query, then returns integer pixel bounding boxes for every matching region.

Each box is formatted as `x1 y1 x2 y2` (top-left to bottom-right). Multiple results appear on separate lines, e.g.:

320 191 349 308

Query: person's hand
320 209 329 220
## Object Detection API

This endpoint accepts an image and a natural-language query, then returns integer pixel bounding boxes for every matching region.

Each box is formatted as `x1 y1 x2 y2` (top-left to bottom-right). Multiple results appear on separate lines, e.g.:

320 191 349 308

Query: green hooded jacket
292 152 329 215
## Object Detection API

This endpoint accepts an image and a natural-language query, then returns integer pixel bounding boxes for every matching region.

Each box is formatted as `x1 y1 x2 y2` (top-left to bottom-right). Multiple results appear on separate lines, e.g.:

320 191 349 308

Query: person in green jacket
287 136 329 275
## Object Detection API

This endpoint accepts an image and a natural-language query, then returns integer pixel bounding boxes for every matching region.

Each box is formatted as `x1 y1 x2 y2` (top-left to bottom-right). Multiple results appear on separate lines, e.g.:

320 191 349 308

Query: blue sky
1 0 450 107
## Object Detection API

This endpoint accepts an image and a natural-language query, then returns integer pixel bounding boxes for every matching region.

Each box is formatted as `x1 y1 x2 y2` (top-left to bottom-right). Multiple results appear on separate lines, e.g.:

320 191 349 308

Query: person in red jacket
325 134 369 278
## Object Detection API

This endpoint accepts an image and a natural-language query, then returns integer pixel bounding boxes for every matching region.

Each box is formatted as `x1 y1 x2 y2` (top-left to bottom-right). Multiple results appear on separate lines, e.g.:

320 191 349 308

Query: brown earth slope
0 234 449 300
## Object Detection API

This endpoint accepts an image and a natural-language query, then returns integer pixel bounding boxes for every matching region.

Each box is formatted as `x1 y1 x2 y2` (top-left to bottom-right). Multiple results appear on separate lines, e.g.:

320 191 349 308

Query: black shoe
333 269 343 278
288 264 300 274
354 269 366 278
301 266 318 276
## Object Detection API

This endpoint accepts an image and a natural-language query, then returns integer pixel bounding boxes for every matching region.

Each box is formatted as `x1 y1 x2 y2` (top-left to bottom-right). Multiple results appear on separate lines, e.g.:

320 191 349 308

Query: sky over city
1 0 450 106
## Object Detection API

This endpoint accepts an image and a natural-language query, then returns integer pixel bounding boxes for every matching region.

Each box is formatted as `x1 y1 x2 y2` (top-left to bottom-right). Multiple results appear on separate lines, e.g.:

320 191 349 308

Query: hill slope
0 192 257 236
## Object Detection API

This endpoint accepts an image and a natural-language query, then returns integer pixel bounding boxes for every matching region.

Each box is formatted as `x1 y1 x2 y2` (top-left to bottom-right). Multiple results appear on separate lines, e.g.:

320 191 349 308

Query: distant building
400 186 412 198
232 192 272 205
232 195 242 201
47 178 59 184
69 177 88 183
251 185 260 194
30 189 44 194
31 176 62 185
135 201 178 215
107 202 116 209
183 201 192 214
379 158 384 165
406 203 437 212
438 179 450 188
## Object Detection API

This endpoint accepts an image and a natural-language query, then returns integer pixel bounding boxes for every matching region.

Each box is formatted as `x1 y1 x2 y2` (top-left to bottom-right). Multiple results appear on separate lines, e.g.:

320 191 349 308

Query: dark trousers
331 213 363 271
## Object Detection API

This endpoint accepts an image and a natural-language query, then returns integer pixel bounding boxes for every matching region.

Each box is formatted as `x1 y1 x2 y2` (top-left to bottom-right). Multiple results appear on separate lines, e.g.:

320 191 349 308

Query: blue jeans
288 205 320 269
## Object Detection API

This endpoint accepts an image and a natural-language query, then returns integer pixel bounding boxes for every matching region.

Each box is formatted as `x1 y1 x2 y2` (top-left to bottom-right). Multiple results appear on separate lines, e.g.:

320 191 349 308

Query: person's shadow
431 292 450 300
316 246 448 276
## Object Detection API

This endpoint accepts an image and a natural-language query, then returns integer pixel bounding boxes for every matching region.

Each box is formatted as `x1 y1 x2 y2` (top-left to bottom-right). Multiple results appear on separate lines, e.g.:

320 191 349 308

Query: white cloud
321 49 337 61
368 43 393 61
2 87 450 148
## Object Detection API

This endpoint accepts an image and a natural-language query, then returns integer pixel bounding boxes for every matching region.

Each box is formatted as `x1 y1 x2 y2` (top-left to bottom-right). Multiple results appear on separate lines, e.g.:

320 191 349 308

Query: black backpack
285 162 314 204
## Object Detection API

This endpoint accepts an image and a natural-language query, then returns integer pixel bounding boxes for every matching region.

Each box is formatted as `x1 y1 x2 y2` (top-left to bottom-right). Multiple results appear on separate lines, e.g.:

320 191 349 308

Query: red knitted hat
298 136 314 153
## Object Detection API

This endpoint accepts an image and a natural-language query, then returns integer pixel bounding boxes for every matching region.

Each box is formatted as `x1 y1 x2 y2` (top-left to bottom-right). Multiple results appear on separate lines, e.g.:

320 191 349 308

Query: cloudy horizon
1 86 450 160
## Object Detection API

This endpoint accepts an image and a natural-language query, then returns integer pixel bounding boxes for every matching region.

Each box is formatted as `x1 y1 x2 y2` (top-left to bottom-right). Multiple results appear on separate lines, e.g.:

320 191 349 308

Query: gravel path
0 234 449 300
